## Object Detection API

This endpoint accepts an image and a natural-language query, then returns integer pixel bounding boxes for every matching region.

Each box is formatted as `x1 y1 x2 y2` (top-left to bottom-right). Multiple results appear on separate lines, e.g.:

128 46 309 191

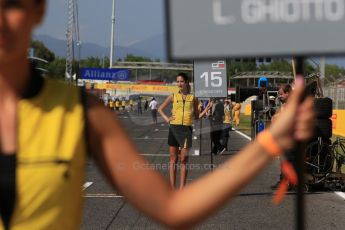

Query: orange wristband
257 130 283 157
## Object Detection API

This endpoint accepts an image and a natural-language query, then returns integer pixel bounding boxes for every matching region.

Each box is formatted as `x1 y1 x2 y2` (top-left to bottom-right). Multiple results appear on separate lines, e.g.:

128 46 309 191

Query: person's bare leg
169 146 178 189
179 148 189 189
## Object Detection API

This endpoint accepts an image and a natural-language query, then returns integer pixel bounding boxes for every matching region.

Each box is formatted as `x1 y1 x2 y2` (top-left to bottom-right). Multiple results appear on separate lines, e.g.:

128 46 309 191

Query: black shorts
168 125 193 149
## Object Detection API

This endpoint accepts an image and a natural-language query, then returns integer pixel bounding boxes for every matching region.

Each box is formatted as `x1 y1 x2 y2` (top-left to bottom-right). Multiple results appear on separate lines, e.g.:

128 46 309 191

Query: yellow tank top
170 93 194 126
115 101 119 107
0 77 86 230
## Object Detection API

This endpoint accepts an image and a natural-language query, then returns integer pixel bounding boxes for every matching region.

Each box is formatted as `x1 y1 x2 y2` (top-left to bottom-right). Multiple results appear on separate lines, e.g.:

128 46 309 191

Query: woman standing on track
0 1 315 229
158 73 211 189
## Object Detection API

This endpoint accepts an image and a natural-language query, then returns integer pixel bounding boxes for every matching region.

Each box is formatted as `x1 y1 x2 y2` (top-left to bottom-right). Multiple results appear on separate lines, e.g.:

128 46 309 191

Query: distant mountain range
33 34 167 61
33 34 345 68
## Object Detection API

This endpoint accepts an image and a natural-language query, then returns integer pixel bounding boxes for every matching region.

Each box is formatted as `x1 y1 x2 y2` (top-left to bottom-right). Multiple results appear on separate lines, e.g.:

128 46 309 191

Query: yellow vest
170 93 194 126
0 78 86 230
224 107 232 124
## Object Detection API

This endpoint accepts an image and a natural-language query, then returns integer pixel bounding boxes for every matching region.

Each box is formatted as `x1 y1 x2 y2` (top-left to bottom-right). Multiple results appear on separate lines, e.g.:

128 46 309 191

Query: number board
167 0 345 59
194 60 227 98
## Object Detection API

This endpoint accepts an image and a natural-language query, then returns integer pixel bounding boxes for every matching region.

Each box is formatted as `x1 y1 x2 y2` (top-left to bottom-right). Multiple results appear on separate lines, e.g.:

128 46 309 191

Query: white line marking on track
82 182 93 191
140 153 201 157
334 191 345 200
84 193 124 198
234 129 252 141
134 137 168 140
140 153 170 157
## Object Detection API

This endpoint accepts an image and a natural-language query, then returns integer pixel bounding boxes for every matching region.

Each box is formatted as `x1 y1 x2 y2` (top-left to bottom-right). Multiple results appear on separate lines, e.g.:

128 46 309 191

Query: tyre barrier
315 97 332 119
252 100 264 111
315 118 333 139
313 97 333 139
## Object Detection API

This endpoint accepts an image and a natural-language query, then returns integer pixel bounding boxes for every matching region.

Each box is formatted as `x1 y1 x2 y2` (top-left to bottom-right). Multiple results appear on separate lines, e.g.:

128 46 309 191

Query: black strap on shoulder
0 154 16 230
22 64 44 99
80 88 92 157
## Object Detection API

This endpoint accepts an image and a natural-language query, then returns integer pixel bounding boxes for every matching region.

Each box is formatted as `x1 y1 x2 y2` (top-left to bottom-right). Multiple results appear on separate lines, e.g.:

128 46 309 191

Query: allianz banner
80 68 130 81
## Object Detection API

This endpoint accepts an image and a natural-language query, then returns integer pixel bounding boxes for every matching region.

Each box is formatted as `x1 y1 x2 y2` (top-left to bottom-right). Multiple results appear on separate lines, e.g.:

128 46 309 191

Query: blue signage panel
80 68 130 81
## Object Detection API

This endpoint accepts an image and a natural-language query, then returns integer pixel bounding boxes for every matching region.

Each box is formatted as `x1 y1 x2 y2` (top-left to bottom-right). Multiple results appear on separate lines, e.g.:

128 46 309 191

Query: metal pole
291 57 297 80
320 57 325 80
319 56 326 97
295 56 305 230
199 118 202 156
149 68 152 81
210 118 214 171
109 0 115 68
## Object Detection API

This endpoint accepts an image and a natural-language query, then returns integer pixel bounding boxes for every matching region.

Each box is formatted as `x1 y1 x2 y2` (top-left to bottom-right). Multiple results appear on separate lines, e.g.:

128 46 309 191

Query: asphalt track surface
81 105 345 229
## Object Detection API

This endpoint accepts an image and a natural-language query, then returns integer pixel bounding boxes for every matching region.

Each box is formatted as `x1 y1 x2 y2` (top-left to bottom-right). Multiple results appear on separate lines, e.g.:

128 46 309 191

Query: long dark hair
177 72 191 94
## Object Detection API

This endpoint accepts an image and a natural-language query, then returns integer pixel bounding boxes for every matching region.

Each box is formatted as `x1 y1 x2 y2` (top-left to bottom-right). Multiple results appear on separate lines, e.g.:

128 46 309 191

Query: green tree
123 54 153 62
30 40 55 62
258 60 292 73
228 61 257 76
324 64 345 84
81 57 102 68
304 61 316 76
46 57 66 79
102 57 110 68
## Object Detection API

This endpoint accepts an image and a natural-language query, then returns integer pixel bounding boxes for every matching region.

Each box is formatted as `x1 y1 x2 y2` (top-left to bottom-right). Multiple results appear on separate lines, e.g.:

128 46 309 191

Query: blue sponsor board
80 68 130 81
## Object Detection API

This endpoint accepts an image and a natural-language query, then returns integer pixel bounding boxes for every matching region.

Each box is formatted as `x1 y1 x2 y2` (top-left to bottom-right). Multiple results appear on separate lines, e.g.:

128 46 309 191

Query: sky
35 0 165 47
34 0 345 67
